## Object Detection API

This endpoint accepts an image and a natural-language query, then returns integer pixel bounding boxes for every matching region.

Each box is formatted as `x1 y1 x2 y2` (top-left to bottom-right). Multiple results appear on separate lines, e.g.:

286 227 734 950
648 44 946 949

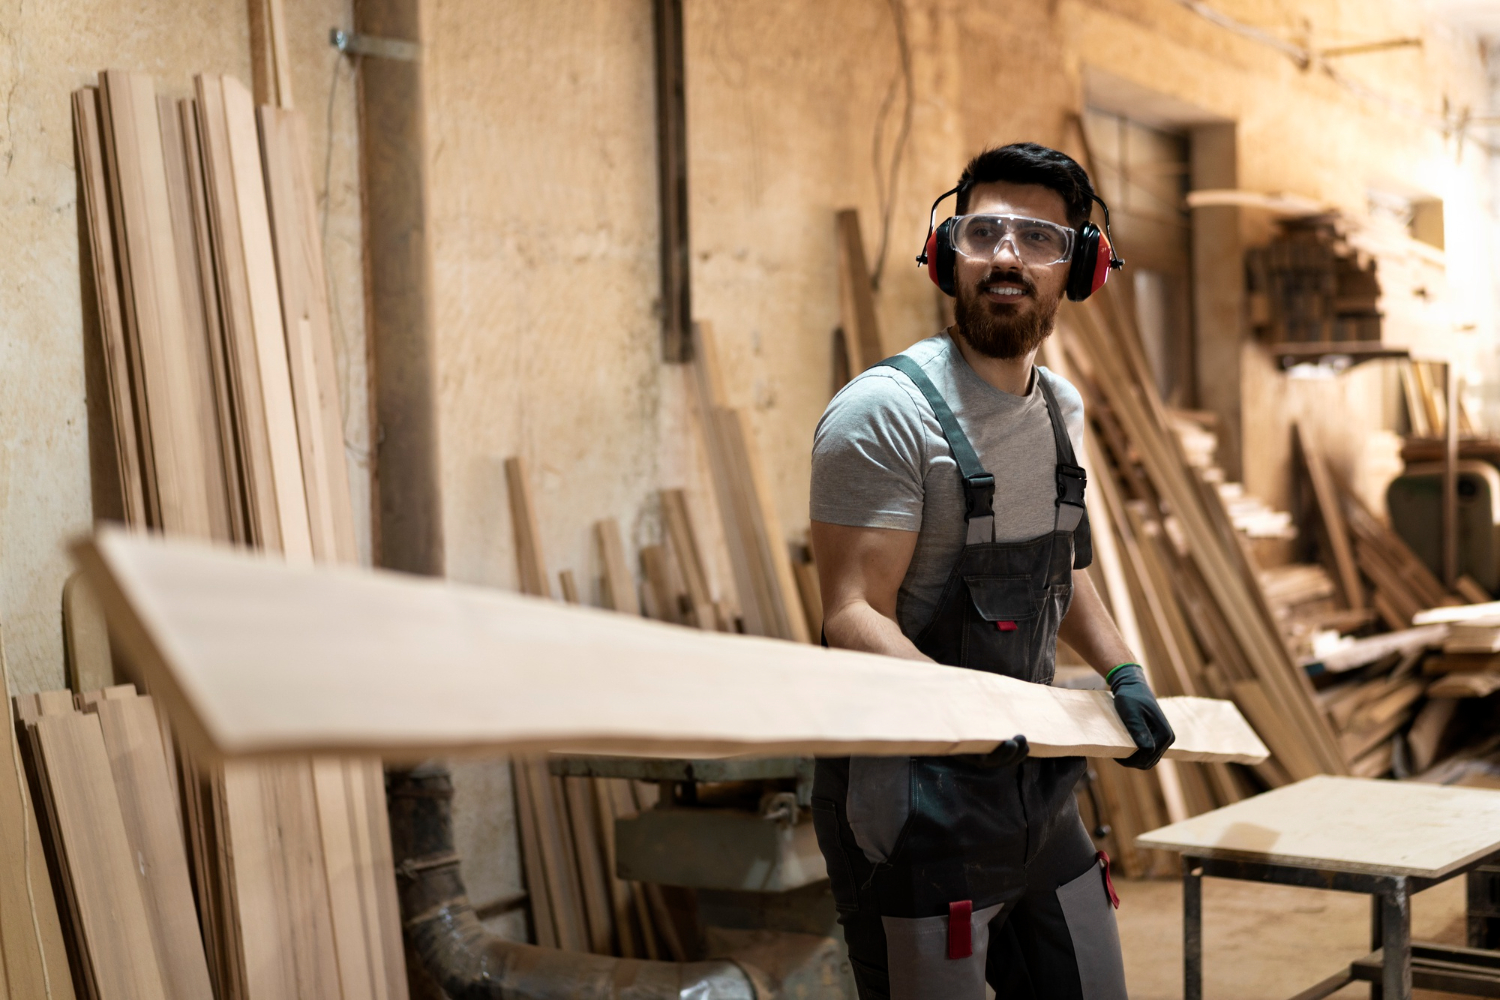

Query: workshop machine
551 754 858 998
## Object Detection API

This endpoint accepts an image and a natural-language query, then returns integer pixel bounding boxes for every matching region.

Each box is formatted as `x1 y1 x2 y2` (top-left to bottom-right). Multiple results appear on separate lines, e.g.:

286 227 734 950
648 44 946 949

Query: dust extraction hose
387 764 756 1000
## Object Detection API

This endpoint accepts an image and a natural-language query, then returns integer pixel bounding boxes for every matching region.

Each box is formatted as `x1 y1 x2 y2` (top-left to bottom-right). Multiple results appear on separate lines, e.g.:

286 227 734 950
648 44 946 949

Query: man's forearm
1058 570 1138 677
823 601 931 662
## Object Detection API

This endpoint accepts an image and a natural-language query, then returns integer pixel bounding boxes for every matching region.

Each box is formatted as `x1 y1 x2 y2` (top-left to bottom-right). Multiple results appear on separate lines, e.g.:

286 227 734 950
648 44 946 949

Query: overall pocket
962 574 1040 676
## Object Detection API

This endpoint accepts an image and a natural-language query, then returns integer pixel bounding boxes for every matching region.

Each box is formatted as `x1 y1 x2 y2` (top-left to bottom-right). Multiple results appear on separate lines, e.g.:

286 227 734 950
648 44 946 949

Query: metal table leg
1371 893 1385 1000
1184 857 1203 1000
1382 878 1413 1000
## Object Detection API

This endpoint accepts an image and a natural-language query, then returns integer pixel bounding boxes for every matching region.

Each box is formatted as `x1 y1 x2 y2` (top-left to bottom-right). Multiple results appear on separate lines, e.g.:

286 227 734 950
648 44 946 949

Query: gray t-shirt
810 331 1086 637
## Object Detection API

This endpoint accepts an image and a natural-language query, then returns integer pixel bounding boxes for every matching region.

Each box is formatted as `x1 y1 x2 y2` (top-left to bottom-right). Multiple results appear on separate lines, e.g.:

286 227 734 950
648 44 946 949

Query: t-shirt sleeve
809 373 928 530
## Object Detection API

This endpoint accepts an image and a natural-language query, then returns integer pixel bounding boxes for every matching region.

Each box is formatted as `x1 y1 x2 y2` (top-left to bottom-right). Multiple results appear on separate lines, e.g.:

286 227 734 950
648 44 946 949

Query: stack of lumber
689 321 809 642
71 69 404 998
12 684 207 1000
1 644 76 1000
502 459 702 958
1244 217 1382 344
1056 289 1348 802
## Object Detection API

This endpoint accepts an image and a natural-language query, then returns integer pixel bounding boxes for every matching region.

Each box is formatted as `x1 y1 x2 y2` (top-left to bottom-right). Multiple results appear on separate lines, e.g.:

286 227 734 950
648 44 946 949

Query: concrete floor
1114 875 1470 999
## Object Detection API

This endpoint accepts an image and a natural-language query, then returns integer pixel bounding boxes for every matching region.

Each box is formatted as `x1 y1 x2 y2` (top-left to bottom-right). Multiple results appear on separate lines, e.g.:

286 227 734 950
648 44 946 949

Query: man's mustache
979 269 1037 296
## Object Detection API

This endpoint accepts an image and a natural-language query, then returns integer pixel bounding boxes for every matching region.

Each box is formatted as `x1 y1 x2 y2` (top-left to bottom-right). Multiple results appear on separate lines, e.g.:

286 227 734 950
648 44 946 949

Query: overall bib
812 357 1127 1000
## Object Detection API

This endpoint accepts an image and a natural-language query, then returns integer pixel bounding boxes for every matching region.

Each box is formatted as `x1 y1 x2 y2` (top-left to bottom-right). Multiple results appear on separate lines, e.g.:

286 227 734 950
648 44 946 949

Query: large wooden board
76 529 1267 765
1138 775 1500 879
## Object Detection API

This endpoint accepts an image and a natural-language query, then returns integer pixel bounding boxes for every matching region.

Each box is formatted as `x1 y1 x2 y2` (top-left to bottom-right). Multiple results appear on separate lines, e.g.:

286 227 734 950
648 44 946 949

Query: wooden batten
505 456 551 598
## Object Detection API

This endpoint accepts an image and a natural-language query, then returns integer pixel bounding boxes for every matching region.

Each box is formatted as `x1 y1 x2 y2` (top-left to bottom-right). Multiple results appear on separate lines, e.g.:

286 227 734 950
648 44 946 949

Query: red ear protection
917 188 1123 302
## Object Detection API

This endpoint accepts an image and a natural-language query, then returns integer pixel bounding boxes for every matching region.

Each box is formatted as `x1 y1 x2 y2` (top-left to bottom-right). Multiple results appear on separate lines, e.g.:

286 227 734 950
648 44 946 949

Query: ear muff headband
917 188 1124 301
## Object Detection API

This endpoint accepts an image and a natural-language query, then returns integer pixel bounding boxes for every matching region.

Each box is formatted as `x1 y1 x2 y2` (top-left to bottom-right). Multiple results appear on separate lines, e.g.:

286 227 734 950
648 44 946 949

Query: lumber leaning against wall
76 528 1267 766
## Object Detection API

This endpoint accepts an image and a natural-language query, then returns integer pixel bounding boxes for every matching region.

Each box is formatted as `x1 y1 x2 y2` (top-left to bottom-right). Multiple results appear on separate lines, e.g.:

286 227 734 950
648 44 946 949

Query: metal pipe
387 765 756 1000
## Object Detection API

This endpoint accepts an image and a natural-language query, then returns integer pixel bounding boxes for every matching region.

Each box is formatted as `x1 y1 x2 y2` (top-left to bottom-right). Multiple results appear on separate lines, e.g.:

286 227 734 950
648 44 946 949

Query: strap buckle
963 473 995 521
1056 464 1086 508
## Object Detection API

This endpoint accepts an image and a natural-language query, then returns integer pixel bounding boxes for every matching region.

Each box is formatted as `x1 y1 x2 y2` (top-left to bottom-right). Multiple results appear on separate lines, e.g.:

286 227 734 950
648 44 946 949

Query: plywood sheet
76 529 1268 766
1138 775 1500 878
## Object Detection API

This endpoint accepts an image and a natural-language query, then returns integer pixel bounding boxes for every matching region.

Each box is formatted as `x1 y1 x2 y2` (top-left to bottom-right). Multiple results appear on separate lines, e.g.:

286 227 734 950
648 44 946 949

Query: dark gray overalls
812 356 1127 1000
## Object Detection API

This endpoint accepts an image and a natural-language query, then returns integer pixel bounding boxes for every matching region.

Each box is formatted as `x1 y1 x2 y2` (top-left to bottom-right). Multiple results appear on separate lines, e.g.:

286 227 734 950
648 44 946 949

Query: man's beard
953 269 1059 360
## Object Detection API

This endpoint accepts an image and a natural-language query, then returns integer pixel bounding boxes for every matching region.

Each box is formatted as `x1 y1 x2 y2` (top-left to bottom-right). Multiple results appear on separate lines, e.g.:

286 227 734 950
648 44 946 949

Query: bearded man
808 142 1175 1000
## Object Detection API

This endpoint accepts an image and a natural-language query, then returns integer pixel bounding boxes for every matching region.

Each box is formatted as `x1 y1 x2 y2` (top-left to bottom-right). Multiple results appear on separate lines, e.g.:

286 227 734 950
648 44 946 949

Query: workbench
1138 776 1500 1000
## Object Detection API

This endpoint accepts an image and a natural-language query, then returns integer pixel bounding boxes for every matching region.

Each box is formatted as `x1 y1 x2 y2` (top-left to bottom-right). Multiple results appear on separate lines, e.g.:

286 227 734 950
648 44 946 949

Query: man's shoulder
829 334 955 417
1036 366 1083 410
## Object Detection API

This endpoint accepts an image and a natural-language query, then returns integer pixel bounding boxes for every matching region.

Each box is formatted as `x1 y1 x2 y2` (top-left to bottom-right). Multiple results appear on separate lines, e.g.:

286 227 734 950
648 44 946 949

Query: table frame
1182 851 1500 1000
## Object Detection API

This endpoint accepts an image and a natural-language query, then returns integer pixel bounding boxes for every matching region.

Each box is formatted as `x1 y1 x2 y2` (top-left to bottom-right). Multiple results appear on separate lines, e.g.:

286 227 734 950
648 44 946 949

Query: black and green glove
1107 664 1175 769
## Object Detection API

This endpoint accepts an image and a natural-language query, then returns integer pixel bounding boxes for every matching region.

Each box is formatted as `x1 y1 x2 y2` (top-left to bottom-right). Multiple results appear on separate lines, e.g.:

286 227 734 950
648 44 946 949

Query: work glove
977 735 1029 769
1108 664 1175 770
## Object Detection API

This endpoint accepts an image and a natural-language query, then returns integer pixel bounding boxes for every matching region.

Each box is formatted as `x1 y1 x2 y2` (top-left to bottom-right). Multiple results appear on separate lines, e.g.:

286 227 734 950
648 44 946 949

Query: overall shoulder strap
874 355 994 524
1034 370 1086 514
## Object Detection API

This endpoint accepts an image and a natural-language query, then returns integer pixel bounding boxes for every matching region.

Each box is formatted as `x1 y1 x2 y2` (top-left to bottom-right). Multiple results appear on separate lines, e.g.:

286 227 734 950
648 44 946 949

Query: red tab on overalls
948 900 973 958
1097 851 1120 909
995 621 1018 632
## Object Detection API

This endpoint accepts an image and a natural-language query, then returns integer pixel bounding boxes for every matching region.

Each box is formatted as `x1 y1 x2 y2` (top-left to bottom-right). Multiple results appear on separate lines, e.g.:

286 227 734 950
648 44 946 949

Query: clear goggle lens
952 214 1075 266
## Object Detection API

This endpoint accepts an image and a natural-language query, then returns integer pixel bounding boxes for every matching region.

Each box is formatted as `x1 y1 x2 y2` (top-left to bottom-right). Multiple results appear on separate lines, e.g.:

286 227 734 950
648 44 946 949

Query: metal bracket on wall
329 28 420 62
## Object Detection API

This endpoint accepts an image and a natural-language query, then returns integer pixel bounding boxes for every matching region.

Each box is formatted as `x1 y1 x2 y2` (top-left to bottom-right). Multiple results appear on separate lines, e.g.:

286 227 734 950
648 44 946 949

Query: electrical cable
869 0 913 291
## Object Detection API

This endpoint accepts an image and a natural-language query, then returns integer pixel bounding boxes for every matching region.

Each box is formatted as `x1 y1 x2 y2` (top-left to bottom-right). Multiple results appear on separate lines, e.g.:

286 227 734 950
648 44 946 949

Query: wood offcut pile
0 70 405 999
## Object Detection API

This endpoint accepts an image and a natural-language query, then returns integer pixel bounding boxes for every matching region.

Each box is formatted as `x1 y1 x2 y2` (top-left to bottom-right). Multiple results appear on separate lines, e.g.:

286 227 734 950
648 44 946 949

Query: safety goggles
951 214 1076 266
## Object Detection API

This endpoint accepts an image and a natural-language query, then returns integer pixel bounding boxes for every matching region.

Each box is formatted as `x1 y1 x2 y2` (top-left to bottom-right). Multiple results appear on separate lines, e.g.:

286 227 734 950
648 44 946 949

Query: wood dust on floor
1114 875 1470 999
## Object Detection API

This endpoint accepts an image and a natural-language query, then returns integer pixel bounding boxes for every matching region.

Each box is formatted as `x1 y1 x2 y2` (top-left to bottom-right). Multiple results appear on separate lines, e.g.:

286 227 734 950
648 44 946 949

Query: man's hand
1107 665 1175 769
976 735 1029 768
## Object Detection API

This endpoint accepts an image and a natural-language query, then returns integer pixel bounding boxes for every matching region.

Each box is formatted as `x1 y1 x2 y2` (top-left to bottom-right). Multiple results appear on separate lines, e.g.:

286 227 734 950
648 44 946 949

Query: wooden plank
77 528 1269 766
529 763 586 952
834 209 884 372
505 457 550 598
63 573 113 695
193 74 280 553
179 97 248 546
1 649 76 1000
91 697 211 1000
73 87 147 527
310 758 377 1000
660 489 715 630
608 781 661 960
1295 424 1363 610
157 94 235 545
791 557 823 643
594 519 640 616
561 777 613 954
34 711 168 999
1138 775 1500 879
194 74 312 560
221 761 342 999
639 544 681 624
558 571 581 605
590 779 636 958
260 107 358 564
355 759 407 1000
247 0 294 108
98 70 215 539
510 761 557 949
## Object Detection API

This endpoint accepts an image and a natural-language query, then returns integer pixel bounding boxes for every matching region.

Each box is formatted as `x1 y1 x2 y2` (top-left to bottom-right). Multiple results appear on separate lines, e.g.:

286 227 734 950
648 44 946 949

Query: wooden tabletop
1137 775 1500 879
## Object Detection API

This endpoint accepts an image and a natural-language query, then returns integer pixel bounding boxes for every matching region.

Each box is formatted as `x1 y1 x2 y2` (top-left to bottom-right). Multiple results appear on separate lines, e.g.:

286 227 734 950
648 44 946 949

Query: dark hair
954 143 1095 229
